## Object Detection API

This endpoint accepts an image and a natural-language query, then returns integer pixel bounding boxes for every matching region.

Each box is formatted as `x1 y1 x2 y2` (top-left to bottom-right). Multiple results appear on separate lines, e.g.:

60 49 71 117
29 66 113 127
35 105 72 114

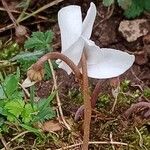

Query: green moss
96 93 110 109
144 88 150 98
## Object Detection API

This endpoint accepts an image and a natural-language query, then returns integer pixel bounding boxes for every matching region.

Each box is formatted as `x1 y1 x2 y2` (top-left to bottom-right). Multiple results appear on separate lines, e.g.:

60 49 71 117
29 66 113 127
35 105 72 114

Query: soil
0 0 150 149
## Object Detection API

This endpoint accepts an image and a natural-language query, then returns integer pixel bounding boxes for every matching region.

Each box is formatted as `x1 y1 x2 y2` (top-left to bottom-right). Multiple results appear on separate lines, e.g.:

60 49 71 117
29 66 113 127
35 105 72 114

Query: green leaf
0 85 6 99
144 0 150 11
103 0 114 6
20 124 45 138
124 0 144 18
32 92 56 123
21 104 34 124
38 92 56 112
11 50 44 61
34 108 56 123
24 31 53 51
11 50 45 72
117 0 132 10
4 99 25 119
3 74 19 98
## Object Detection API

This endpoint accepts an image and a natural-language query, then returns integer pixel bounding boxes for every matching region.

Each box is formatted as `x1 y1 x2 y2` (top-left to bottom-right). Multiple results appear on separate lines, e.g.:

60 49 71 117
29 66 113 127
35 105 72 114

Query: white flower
57 2 135 79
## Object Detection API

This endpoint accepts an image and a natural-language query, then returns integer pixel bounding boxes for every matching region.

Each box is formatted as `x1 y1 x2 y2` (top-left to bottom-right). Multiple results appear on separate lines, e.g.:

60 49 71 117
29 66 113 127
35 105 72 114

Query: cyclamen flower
57 2 135 79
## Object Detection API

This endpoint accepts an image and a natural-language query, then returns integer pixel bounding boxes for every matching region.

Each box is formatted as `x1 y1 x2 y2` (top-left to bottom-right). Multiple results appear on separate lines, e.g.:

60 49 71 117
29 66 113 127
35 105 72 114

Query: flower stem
81 53 91 150
31 52 82 81
74 80 101 121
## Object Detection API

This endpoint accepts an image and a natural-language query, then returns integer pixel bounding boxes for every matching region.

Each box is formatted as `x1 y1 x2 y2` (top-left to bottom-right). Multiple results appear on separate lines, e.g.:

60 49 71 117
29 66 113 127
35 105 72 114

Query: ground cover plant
0 0 150 149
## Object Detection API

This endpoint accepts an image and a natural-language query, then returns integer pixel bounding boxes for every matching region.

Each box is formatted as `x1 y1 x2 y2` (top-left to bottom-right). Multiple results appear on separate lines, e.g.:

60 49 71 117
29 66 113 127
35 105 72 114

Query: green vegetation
103 0 150 18
0 69 56 134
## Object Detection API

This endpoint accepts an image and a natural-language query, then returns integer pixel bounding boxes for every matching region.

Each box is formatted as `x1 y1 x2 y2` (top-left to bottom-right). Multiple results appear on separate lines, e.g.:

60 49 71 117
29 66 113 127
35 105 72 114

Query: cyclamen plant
26 2 135 150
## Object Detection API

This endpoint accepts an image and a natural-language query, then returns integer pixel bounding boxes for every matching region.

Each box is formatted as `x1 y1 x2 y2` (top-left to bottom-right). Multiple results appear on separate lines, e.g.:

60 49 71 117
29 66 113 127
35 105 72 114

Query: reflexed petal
86 48 135 79
58 5 82 52
58 37 85 74
22 77 36 88
82 2 96 39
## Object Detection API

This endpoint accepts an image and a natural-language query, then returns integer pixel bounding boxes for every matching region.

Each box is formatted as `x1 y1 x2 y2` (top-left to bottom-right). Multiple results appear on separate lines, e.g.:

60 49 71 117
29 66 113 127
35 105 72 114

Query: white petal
57 37 85 74
82 2 96 39
84 39 100 65
22 77 36 88
85 46 135 79
58 5 82 52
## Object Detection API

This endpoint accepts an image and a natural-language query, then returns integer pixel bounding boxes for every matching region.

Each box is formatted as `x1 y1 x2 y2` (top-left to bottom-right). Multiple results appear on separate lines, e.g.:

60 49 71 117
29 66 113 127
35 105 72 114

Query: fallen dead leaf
42 120 62 132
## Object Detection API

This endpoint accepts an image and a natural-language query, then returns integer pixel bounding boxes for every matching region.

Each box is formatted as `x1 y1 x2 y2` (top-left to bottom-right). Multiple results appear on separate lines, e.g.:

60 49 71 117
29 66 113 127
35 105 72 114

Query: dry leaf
42 120 62 132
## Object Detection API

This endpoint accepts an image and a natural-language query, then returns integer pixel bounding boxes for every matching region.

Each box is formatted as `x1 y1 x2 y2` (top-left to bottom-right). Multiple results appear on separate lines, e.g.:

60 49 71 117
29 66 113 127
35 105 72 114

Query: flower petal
58 37 85 74
58 5 82 52
85 44 135 79
82 2 96 39
22 77 36 88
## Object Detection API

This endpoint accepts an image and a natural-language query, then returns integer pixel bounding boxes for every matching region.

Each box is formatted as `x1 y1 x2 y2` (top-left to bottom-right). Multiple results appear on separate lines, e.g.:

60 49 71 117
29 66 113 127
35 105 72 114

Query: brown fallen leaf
42 120 62 132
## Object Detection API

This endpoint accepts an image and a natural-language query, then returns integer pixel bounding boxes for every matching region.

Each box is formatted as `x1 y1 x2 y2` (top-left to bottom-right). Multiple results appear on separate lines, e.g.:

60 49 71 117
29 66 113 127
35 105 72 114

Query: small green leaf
0 85 6 99
4 99 25 119
144 0 150 11
103 0 114 6
3 74 19 98
21 104 34 124
24 31 53 51
11 50 44 61
124 0 144 18
20 124 44 138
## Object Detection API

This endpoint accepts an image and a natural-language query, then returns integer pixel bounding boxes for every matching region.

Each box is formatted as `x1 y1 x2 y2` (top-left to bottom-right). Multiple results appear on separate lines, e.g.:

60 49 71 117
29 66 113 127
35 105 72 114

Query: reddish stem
75 80 101 121
31 52 82 81
81 53 91 150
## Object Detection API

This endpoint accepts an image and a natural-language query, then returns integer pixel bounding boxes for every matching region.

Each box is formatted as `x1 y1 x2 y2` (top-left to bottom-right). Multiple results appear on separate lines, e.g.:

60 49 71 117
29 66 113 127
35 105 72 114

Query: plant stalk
31 52 82 82
81 53 91 150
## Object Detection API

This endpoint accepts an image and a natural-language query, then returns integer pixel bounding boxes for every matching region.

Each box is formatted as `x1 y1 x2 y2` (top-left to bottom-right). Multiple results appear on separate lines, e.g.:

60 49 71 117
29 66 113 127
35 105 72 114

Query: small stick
81 53 91 150
0 0 64 33
0 7 48 20
1 0 18 27
54 141 130 150
48 59 71 130
18 82 30 98
17 0 31 22
1 131 29 150
0 134 9 150
110 132 115 150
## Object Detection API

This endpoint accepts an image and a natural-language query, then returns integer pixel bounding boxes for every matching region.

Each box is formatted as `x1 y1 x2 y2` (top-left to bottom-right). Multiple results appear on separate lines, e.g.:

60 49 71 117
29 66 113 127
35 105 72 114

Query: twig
17 0 31 22
1 131 29 150
0 134 9 150
81 53 91 150
110 132 115 150
1 0 18 27
0 0 64 33
19 0 64 22
0 7 48 20
94 4 115 29
111 86 120 112
135 127 143 147
54 141 130 150
18 82 30 98
48 59 71 130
